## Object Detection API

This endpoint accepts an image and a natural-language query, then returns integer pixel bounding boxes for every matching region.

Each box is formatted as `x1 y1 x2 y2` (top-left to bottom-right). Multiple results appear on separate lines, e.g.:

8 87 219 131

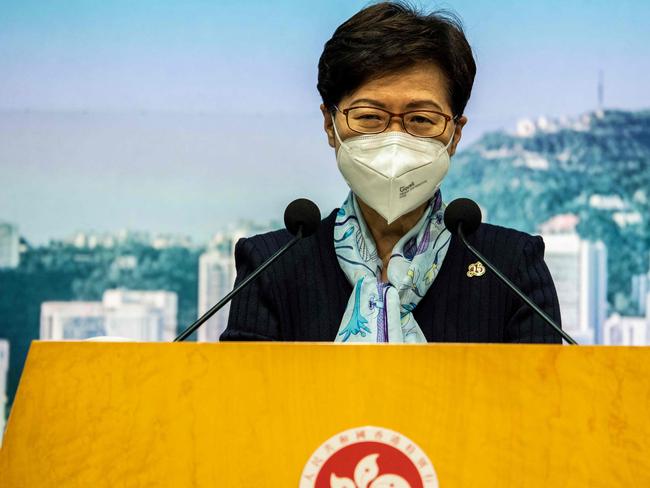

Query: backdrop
1 0 649 428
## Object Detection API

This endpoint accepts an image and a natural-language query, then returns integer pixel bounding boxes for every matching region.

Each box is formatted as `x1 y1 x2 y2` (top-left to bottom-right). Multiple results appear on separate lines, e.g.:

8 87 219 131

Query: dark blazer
221 209 562 343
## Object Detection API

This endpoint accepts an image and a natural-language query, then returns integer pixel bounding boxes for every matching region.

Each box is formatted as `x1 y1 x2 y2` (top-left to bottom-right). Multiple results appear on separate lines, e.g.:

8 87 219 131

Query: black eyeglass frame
333 105 457 138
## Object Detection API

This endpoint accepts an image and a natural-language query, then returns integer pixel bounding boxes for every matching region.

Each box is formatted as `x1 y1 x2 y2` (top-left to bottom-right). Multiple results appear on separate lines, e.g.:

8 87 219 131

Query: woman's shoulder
235 209 339 262
239 212 542 257
458 222 546 275
474 222 543 248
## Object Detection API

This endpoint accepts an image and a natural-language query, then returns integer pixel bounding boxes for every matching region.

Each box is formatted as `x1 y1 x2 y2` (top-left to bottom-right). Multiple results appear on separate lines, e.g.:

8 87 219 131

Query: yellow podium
1 342 649 487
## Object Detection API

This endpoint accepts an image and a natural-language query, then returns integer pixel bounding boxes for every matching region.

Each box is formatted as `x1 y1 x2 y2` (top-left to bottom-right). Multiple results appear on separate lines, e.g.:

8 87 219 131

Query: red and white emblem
300 426 438 488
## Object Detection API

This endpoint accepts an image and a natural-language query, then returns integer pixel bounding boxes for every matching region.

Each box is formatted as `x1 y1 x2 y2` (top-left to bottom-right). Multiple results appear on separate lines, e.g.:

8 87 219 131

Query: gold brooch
467 261 486 278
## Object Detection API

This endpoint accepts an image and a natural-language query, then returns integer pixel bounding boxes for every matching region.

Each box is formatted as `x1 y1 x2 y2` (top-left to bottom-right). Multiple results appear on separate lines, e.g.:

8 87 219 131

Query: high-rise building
0 223 19 269
0 339 9 445
197 249 235 342
603 314 647 346
196 223 273 342
103 290 177 341
40 302 106 340
542 232 608 344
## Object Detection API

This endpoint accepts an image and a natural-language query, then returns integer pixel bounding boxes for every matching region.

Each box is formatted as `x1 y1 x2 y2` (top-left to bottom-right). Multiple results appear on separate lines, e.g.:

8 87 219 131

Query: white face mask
332 115 455 224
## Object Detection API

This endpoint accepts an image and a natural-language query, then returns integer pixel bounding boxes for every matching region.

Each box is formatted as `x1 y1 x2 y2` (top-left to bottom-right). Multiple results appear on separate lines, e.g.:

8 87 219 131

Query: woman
221 2 562 343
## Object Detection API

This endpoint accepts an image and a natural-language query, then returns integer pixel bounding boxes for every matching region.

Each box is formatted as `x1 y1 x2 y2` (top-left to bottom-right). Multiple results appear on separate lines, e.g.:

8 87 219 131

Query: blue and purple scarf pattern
334 191 451 343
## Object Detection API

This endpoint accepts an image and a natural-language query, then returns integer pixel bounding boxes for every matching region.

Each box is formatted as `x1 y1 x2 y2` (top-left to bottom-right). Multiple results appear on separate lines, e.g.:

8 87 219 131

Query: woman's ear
449 115 467 156
320 104 336 148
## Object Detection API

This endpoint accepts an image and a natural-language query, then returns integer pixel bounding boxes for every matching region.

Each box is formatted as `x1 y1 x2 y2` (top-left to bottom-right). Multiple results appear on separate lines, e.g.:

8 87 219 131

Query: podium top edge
29 340 647 350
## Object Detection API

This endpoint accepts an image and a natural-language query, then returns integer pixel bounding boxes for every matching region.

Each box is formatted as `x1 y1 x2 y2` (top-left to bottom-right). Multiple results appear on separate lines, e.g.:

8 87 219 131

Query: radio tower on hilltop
597 70 604 111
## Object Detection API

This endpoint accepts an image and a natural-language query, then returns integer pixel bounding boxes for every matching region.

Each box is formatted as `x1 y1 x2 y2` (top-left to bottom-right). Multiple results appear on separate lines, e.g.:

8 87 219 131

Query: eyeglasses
335 105 454 138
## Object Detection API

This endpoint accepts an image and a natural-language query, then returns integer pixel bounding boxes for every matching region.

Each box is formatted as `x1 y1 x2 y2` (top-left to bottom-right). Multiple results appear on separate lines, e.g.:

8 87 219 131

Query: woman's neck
356 197 428 279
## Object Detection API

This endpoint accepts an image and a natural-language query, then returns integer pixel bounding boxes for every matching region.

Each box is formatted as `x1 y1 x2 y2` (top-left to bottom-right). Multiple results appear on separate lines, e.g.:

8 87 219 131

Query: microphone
444 198 578 345
174 198 321 342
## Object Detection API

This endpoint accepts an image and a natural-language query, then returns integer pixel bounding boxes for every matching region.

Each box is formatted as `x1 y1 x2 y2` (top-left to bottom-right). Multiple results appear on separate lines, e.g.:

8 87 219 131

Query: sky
1 0 649 243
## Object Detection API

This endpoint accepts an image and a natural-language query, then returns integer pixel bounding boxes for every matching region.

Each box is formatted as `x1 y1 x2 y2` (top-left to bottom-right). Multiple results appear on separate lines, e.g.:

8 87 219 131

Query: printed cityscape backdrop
1 0 650 440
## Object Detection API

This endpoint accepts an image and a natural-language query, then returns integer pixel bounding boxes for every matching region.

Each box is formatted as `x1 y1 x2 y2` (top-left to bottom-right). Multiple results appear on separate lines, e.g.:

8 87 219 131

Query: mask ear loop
330 111 344 146
444 119 458 153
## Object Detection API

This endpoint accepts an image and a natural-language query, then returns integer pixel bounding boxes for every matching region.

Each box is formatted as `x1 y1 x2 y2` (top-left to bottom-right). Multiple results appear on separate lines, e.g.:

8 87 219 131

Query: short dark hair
317 1 476 117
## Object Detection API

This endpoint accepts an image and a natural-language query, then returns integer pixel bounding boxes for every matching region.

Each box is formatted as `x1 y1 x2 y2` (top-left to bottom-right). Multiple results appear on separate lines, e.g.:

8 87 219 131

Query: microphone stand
174 226 304 342
457 222 578 345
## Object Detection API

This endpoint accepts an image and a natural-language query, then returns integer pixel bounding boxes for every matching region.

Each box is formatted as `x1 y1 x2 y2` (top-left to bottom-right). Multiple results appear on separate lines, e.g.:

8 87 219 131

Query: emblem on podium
300 426 438 488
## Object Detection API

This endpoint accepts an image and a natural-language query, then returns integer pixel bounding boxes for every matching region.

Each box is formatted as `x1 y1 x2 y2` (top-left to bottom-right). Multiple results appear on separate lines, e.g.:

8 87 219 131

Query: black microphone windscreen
284 198 321 237
444 198 482 236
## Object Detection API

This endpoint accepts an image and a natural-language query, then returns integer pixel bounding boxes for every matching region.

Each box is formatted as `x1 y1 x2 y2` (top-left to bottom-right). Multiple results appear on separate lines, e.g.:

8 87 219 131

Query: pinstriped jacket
221 209 562 344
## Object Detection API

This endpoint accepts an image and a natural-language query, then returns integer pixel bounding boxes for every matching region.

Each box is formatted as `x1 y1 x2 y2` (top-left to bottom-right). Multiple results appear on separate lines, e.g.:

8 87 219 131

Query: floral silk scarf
334 191 451 343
